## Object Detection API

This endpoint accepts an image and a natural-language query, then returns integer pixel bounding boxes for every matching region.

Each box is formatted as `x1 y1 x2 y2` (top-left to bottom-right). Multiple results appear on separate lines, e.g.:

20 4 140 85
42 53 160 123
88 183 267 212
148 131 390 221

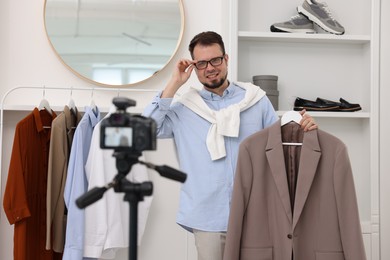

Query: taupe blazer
224 120 366 260
46 106 82 252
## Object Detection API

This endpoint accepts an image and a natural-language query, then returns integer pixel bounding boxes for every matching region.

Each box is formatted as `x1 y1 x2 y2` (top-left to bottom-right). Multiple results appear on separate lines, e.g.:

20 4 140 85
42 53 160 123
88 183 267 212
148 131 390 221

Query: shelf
238 31 371 44
276 111 370 118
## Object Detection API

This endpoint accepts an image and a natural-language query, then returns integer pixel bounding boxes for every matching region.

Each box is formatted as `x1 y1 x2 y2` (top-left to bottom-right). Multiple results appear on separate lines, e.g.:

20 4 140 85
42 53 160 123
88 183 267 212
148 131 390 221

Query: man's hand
161 59 195 98
299 109 318 132
174 59 195 84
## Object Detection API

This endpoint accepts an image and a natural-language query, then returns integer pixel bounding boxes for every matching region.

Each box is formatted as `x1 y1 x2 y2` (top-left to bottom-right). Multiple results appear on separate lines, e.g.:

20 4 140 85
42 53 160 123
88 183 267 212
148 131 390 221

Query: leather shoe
316 98 362 112
293 97 339 111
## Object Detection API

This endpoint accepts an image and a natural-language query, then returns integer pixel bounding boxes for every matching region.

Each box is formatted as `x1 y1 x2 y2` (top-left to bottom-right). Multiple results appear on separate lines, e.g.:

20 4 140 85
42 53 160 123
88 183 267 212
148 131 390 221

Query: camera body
100 97 157 153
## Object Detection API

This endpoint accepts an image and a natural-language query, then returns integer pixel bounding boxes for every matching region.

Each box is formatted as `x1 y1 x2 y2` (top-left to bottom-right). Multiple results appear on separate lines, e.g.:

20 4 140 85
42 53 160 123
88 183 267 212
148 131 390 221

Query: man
143 31 316 260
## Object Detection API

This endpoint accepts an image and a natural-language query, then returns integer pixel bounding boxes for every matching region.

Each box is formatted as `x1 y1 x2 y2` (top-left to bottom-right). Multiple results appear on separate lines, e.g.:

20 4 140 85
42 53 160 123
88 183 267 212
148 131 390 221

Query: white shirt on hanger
83 107 153 259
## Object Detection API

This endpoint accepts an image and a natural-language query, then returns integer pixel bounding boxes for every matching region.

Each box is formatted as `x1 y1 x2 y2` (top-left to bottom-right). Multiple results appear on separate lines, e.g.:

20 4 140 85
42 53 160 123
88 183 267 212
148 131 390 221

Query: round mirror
44 0 184 87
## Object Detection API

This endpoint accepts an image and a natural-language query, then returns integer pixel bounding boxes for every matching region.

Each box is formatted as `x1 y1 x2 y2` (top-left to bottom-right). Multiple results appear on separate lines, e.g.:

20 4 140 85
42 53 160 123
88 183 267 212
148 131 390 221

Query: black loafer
293 97 339 111
316 98 362 112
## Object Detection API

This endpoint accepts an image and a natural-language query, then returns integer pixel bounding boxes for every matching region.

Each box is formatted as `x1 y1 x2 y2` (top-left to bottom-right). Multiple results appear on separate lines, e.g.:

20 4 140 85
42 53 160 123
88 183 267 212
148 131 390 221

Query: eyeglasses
194 55 225 70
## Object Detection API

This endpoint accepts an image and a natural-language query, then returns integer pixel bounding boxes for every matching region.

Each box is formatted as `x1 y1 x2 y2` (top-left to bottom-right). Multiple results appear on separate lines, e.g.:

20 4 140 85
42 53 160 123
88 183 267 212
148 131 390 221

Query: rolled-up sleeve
142 91 176 138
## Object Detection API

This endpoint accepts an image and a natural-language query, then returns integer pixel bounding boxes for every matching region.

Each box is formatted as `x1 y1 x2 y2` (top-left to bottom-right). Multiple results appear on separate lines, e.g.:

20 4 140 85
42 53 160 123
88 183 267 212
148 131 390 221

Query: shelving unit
228 0 380 259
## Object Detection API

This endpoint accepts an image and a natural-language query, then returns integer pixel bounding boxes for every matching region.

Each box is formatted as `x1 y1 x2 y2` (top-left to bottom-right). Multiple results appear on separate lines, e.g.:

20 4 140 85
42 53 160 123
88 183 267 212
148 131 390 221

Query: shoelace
318 2 336 21
290 14 304 21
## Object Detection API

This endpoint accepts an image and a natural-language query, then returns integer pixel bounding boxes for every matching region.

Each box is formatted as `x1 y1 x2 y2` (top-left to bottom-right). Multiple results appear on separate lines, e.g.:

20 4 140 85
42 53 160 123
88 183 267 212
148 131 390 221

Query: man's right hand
161 59 195 98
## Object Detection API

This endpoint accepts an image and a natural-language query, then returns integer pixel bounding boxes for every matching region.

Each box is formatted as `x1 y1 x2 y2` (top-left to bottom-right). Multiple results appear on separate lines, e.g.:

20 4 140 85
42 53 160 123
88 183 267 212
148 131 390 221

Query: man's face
192 43 229 90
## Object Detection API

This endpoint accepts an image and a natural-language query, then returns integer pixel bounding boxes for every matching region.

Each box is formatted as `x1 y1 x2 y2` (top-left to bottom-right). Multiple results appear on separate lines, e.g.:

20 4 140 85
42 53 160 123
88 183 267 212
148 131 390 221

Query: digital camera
100 97 157 153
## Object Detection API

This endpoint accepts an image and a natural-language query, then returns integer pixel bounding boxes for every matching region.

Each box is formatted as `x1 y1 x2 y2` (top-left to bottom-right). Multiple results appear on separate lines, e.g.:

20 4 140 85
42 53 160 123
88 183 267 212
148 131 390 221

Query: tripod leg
127 196 139 260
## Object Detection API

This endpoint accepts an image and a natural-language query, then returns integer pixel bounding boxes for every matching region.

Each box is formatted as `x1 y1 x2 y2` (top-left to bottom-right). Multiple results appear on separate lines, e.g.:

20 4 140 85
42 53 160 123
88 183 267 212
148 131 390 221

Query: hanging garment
62 106 101 260
83 107 153 259
223 120 366 260
3 108 62 260
46 105 82 252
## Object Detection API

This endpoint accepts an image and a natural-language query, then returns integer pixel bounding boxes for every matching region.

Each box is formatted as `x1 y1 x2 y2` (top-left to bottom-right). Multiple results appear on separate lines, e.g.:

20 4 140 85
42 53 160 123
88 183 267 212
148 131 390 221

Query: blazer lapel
266 121 293 224
292 129 321 230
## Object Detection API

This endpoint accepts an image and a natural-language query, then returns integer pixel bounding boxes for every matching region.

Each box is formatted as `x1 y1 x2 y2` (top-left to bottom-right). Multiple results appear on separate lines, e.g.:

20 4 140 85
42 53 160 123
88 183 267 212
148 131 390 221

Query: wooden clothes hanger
281 110 303 146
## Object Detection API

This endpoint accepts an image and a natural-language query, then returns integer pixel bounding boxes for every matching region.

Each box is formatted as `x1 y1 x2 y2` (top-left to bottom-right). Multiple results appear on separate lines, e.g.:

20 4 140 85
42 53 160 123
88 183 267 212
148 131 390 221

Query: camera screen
104 127 133 147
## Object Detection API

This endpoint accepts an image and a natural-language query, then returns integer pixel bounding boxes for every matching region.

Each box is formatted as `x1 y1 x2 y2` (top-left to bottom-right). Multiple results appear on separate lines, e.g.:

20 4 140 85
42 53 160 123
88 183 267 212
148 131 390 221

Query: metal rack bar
0 85 160 206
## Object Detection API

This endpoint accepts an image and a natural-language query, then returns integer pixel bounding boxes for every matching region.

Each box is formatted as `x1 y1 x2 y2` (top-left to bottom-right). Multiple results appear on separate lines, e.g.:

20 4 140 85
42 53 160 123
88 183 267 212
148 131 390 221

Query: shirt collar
33 107 57 133
199 81 236 101
84 106 101 127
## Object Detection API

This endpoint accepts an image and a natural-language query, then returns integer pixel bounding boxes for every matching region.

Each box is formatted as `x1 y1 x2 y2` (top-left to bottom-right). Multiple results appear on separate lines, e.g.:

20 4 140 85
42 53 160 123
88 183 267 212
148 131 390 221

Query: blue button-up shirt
63 106 100 260
143 82 278 232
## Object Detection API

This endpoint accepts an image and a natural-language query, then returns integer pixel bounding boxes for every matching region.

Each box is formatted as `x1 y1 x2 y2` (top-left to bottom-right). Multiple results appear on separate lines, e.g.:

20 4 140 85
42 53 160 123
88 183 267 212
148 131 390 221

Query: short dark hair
188 31 225 59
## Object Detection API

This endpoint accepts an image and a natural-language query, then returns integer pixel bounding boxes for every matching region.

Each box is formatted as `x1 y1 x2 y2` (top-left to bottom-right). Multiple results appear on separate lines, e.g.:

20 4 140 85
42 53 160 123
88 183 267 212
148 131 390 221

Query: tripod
76 151 186 260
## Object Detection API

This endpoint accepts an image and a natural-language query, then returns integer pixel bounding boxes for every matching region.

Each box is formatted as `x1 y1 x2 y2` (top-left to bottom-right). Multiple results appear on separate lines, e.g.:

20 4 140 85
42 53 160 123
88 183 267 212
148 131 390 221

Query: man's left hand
299 109 318 132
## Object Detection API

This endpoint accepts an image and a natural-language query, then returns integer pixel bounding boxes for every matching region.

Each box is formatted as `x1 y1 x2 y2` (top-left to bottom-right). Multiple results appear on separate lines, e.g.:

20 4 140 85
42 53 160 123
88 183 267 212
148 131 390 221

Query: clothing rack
0 85 160 206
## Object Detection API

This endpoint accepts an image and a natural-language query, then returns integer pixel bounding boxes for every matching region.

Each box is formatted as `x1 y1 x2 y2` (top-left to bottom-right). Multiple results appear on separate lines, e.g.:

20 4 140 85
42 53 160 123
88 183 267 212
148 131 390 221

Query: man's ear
225 54 229 66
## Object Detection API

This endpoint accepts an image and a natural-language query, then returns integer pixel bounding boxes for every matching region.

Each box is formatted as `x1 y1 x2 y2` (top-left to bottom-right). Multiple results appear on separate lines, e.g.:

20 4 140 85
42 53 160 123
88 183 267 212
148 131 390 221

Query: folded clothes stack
294 97 362 112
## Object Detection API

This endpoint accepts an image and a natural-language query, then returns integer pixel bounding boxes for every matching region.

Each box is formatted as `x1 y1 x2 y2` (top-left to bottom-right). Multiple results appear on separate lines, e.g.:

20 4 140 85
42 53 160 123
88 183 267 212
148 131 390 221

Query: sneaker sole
271 25 315 34
297 6 344 35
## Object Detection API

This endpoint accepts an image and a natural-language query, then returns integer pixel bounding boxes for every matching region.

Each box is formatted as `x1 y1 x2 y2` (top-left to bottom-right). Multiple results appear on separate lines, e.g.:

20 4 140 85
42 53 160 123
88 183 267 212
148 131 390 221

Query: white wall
0 0 228 260
0 0 9 90
380 0 390 259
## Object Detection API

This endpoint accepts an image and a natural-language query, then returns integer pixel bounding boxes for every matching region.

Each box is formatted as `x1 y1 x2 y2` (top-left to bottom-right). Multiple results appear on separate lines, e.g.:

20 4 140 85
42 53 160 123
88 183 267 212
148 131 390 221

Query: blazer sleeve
224 143 253 260
334 144 367 260
46 119 67 250
3 126 31 224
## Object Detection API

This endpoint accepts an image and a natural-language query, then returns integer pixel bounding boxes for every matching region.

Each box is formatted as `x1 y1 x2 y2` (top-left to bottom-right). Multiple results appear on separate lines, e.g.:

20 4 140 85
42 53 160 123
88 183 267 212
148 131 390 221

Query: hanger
90 88 97 113
38 86 53 116
281 110 302 126
68 99 76 114
68 87 77 114
281 110 303 146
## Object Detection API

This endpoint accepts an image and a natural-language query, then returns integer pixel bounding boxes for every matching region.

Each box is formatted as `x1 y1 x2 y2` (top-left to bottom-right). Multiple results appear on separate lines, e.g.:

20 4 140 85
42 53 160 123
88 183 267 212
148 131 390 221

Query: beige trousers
193 230 226 260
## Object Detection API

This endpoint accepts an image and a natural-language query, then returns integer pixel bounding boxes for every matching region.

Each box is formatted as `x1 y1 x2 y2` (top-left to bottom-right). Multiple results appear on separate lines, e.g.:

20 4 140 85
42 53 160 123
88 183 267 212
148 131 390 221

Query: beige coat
224 120 366 260
46 106 82 252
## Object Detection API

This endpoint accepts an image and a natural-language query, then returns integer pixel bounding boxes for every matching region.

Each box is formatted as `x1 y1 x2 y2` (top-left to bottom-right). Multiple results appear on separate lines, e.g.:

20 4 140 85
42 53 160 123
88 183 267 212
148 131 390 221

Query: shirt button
287 234 293 239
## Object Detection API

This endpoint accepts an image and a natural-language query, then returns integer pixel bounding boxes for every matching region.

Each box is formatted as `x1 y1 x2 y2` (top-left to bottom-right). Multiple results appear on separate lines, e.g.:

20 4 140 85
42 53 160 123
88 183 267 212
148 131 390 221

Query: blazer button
287 234 293 239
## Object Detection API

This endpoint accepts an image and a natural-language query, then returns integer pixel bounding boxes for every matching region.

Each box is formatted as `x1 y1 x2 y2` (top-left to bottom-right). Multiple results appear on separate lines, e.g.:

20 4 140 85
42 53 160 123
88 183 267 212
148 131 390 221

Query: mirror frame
43 0 185 87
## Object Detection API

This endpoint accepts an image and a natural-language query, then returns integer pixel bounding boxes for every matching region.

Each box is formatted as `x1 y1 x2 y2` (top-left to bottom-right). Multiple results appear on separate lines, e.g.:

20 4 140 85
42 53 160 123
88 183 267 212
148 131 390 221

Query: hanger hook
91 87 94 99
43 85 46 98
